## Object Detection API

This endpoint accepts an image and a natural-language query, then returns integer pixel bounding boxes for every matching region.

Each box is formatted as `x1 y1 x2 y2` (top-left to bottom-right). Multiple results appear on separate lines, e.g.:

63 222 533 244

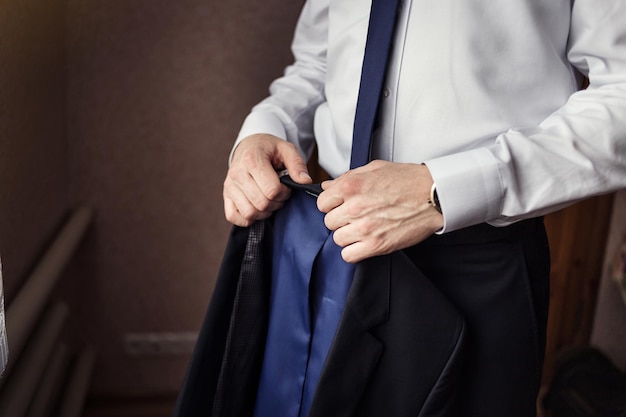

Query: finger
278 141 312 184
317 187 345 214
331 222 359 247
246 170 291 207
224 134 298 224
320 178 336 190
231 139 290 205
235 159 280 198
223 181 260 224
225 175 283 221
340 241 372 264
229 161 289 212
322 202 353 231
224 196 251 227
224 185 283 226
331 215 378 247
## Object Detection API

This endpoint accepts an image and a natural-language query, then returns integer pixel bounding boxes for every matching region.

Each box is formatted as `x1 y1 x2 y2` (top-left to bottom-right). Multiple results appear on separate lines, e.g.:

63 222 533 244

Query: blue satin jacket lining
252 187 355 417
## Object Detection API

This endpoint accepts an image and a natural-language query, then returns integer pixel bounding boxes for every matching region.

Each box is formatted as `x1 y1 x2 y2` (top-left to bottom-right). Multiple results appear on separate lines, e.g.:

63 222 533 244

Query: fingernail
300 172 312 181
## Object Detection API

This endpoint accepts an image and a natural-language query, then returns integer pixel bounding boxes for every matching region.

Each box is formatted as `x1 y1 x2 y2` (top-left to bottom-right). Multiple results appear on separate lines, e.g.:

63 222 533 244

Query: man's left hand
317 160 444 263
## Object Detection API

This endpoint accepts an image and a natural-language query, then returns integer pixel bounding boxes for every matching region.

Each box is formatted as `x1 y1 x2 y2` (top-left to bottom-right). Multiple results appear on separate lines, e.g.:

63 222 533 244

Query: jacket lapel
308 255 391 417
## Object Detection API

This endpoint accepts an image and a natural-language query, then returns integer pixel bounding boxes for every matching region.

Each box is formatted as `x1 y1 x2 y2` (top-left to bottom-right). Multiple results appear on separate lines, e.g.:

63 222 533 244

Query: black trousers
404 218 550 417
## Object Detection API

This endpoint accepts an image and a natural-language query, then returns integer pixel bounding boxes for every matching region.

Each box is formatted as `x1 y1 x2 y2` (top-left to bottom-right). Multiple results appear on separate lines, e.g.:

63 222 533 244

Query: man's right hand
223 134 312 227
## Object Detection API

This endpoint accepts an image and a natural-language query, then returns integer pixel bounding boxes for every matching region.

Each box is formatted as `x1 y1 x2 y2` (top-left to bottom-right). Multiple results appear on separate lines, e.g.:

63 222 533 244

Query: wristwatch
428 183 442 214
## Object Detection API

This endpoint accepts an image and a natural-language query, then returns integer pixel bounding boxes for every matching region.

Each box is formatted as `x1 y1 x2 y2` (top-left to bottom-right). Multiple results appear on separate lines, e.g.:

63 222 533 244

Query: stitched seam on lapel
307 308 384 417
348 256 391 329
417 321 466 417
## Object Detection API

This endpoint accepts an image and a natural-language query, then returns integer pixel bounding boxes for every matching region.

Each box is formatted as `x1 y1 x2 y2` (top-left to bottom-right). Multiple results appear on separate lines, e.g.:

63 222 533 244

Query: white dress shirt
235 0 626 233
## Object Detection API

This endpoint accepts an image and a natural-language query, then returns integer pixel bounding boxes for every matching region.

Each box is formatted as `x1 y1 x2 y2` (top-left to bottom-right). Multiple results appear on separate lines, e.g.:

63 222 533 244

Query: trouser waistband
420 217 545 247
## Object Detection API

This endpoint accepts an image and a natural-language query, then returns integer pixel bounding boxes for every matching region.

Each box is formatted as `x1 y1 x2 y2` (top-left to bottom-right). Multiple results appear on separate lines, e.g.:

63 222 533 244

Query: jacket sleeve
425 0 626 233
231 0 329 162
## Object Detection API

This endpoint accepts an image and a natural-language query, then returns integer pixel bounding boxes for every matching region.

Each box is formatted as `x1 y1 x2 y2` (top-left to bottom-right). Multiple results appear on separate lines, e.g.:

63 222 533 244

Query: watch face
428 184 441 213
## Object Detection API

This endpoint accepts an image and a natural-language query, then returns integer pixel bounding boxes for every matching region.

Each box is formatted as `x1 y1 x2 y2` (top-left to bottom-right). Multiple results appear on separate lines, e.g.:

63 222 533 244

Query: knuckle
339 175 362 196
291 155 306 167
370 236 385 252
253 197 271 212
360 219 375 235
241 151 258 168
346 201 365 218
262 182 283 201
226 166 246 185
223 177 237 195
369 160 385 169
277 139 297 152
372 235 394 256
224 207 251 228
238 204 258 221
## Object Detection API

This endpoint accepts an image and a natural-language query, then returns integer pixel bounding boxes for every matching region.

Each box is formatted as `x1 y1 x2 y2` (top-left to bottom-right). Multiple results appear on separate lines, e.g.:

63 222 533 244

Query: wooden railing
0 206 95 417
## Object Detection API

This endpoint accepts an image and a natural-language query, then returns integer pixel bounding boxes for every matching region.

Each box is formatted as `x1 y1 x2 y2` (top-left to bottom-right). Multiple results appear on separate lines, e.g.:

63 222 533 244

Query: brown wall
0 0 303 399
65 0 304 396
0 0 68 302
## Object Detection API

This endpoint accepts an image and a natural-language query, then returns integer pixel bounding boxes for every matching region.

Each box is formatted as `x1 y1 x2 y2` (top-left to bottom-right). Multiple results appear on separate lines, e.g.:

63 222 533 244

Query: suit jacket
172 217 466 417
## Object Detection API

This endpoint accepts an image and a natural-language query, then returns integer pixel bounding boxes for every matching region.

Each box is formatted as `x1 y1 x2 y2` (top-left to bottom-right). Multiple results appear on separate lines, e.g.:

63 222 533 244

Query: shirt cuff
229 111 288 165
424 147 503 233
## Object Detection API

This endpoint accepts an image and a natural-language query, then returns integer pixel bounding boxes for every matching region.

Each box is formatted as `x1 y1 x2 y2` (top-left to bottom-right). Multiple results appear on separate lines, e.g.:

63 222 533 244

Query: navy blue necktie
253 2 400 417
350 0 400 169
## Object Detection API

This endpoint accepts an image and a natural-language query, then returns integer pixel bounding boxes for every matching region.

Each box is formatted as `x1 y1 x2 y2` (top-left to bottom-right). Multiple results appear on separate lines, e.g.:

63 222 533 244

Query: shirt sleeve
231 0 329 163
425 0 626 233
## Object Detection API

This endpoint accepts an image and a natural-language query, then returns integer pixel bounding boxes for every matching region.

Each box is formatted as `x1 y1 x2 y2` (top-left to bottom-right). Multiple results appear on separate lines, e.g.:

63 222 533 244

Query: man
222 0 626 415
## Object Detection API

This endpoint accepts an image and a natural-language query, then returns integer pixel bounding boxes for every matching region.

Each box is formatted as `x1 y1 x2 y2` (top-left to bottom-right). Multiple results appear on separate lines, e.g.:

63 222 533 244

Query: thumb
278 142 312 184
